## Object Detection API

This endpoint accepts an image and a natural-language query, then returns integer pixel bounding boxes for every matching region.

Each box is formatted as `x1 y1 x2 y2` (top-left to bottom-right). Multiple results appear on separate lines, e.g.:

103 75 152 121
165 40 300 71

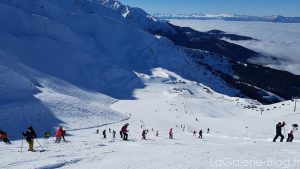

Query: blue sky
119 0 300 16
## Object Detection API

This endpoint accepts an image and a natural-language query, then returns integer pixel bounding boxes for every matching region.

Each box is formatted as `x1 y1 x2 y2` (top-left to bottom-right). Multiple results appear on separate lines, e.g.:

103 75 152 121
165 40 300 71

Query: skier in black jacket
120 130 123 138
273 121 286 142
103 130 106 139
199 130 203 139
142 129 148 139
112 130 116 138
22 126 37 151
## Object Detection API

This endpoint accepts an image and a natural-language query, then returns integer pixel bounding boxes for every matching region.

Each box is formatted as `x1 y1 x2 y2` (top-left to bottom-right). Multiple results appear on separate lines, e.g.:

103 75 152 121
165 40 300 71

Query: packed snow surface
1 80 300 169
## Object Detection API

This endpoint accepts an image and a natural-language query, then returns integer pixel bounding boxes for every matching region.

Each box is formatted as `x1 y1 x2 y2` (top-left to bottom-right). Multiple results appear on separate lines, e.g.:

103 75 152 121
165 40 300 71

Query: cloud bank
170 19 300 75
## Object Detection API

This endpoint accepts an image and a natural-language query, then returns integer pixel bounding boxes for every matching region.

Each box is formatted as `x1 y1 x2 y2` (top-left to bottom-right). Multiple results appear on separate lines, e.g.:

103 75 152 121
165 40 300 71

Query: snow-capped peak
100 0 174 32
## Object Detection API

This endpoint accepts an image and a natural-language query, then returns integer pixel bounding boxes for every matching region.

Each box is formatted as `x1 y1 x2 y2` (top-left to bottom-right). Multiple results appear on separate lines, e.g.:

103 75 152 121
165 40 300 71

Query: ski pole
35 138 45 150
20 138 24 153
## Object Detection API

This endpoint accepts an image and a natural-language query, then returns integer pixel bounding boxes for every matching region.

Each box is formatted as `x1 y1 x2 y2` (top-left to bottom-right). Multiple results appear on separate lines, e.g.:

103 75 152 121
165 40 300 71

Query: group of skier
2 122 208 151
97 124 205 141
1 120 299 152
19 126 68 151
98 128 116 139
141 127 205 140
273 121 298 142
95 121 299 143
97 123 129 141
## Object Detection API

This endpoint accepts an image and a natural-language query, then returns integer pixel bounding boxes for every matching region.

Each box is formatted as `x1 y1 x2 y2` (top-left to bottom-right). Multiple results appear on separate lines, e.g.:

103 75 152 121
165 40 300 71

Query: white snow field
1 0 300 169
169 19 300 75
1 78 300 169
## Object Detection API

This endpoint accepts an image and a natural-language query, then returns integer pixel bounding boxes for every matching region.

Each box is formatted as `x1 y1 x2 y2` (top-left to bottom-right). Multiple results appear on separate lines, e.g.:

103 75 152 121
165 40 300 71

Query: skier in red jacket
0 130 11 144
55 127 63 143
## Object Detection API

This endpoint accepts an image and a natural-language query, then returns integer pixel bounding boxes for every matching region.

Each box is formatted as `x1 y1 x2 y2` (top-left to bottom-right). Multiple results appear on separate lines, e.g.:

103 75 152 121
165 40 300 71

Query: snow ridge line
68 117 130 131
68 100 130 131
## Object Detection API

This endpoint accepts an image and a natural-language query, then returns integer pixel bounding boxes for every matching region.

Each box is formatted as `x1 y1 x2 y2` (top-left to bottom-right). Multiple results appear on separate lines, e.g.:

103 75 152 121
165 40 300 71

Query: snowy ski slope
1 0 300 168
1 73 300 168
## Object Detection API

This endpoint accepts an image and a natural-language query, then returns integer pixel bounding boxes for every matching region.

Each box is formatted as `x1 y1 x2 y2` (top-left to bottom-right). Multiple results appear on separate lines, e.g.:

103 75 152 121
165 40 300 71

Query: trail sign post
260 108 264 115
292 97 300 112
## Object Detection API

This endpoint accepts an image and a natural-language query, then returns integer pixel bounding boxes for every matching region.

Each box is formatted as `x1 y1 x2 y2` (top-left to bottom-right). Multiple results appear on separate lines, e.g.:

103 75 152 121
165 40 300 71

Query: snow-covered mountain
0 0 241 137
0 0 299 136
1 0 300 168
154 13 300 23
107 2 300 103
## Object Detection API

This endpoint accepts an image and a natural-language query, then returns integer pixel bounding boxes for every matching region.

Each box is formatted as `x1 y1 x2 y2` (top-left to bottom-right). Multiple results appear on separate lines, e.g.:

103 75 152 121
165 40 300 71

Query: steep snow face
0 50 126 139
0 0 239 99
0 52 39 105
0 0 144 99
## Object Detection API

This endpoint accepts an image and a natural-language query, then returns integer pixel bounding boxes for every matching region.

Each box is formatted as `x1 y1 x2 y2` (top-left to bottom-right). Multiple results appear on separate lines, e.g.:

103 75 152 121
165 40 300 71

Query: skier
44 131 50 139
142 129 148 139
103 130 106 139
199 130 203 139
120 130 123 138
0 130 11 144
55 127 63 143
207 128 210 134
193 130 197 137
62 129 67 142
109 128 111 133
96 129 99 134
121 123 129 140
112 130 116 138
169 128 173 139
22 126 37 151
273 121 286 142
287 124 298 142
156 130 159 137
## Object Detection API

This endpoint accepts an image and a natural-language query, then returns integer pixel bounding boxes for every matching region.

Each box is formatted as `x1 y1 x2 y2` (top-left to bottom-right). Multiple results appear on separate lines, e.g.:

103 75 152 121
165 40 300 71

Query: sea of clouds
170 19 300 75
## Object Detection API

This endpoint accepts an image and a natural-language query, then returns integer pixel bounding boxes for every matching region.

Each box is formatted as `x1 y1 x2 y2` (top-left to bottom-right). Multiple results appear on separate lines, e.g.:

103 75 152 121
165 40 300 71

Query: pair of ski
18 149 47 153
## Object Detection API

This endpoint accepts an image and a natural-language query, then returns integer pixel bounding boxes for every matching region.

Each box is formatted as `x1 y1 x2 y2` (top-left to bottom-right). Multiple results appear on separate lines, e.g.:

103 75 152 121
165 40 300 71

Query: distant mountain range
154 13 300 23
